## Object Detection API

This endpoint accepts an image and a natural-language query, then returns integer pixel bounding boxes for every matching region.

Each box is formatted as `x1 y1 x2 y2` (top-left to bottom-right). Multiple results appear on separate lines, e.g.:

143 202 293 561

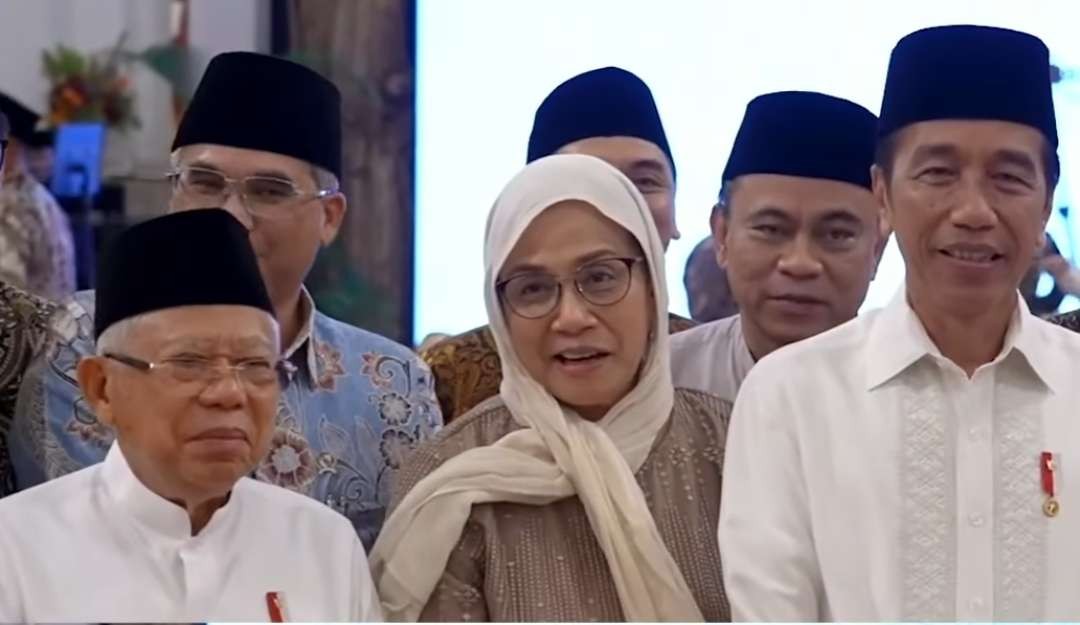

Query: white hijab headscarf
370 154 702 622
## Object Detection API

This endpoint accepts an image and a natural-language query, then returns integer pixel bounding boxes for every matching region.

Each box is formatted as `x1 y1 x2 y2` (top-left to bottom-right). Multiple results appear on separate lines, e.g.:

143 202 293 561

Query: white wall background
187 0 269 79
0 0 267 178
414 0 1080 343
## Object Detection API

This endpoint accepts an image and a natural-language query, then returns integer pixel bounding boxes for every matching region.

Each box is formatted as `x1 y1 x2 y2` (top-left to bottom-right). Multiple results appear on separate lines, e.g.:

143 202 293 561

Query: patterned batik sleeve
0 283 57 496
371 350 443 497
420 338 461 421
410 353 444 432
8 295 105 489
0 207 32 291
38 191 76 299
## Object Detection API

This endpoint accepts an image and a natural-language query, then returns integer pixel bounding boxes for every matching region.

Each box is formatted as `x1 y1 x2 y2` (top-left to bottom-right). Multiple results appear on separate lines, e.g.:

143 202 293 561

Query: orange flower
60 86 86 107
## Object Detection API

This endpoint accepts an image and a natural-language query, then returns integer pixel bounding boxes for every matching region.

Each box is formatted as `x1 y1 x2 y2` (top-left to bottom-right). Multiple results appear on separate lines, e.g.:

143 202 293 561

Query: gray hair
95 314 146 356
310 164 339 193
711 179 739 223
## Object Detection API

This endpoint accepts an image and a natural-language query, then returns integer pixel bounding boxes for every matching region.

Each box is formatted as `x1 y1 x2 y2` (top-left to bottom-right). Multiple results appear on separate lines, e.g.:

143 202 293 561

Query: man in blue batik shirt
8 52 442 550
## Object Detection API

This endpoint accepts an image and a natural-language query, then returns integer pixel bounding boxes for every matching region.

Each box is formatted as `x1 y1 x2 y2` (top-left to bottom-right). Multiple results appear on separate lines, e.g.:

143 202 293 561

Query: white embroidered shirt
719 289 1080 621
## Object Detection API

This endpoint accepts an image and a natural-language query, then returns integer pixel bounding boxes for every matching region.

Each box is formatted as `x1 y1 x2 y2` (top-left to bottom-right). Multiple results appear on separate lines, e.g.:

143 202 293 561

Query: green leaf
137 43 195 99
41 44 88 80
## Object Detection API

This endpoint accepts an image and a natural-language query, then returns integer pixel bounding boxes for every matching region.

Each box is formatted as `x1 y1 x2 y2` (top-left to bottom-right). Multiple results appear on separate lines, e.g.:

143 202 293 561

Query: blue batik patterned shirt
9 290 442 550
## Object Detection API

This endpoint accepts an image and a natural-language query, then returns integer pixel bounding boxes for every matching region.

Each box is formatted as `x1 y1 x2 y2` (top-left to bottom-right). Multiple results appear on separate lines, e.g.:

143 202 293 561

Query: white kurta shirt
670 314 755 403
719 291 1080 621
0 444 382 622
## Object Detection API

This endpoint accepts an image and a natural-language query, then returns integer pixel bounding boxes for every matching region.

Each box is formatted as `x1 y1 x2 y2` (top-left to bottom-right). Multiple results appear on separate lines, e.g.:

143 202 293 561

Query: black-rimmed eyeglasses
496 256 644 319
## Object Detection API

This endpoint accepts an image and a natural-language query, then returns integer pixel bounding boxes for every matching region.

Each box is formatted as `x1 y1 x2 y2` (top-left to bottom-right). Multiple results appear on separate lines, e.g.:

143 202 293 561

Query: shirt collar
1008 297 1065 394
732 314 757 364
282 287 320 386
865 285 1060 392
100 443 241 543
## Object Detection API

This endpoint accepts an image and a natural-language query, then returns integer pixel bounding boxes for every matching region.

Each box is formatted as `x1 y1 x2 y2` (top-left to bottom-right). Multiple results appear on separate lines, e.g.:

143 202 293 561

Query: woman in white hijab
371 154 732 622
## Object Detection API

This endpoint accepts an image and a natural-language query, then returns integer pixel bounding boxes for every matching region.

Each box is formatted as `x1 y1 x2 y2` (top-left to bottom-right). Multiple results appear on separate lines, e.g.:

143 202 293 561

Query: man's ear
869 165 894 280
1037 191 1054 250
872 209 892 275
711 207 730 269
320 193 347 246
77 356 116 427
871 164 891 223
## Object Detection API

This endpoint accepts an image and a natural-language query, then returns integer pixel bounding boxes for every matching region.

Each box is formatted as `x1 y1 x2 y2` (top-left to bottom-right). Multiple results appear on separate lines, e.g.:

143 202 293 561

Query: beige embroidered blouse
390 388 733 622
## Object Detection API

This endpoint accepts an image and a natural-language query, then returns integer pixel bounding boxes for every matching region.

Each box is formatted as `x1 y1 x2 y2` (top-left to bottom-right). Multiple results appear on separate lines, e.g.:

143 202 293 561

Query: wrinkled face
169 144 345 303
559 136 679 248
498 200 654 420
80 306 281 501
716 174 886 355
873 120 1052 318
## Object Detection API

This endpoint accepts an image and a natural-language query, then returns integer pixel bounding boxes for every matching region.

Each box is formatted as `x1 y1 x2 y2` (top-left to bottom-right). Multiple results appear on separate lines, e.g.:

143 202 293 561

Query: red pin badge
266 591 287 622
1041 452 1060 518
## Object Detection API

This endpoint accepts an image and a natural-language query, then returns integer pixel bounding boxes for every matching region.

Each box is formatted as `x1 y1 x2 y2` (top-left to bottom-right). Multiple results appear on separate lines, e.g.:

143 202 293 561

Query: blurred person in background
22 128 55 187
0 111 61 498
683 235 739 322
0 92 74 301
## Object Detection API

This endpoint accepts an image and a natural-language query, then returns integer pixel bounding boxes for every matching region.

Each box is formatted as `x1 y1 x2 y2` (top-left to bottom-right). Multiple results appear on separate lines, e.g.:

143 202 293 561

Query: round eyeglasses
496 256 644 319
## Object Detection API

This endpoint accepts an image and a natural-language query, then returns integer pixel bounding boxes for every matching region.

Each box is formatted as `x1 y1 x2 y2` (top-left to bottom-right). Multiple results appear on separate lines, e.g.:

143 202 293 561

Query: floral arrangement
41 36 139 131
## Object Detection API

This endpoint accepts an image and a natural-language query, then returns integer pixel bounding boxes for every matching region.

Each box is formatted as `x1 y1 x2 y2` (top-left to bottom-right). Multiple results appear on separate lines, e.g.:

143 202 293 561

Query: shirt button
969 597 985 611
968 427 986 441
968 513 985 527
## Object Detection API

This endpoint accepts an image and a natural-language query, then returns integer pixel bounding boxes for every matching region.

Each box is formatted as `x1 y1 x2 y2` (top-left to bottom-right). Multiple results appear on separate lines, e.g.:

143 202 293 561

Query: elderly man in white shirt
0 208 381 622
670 91 887 402
720 25 1080 621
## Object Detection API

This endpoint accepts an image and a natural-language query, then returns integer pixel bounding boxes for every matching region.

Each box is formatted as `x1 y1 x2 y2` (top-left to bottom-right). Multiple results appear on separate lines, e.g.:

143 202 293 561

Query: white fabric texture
0 443 381 622
719 288 1080 621
669 313 755 403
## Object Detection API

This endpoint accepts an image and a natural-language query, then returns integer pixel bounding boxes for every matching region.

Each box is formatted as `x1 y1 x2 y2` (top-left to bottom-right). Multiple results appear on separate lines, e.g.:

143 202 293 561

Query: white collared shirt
670 314 755 403
0 444 382 622
719 290 1080 621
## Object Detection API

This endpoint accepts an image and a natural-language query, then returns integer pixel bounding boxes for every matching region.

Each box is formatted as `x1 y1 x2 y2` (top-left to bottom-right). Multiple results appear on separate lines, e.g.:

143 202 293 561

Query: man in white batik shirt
720 25 1080 621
